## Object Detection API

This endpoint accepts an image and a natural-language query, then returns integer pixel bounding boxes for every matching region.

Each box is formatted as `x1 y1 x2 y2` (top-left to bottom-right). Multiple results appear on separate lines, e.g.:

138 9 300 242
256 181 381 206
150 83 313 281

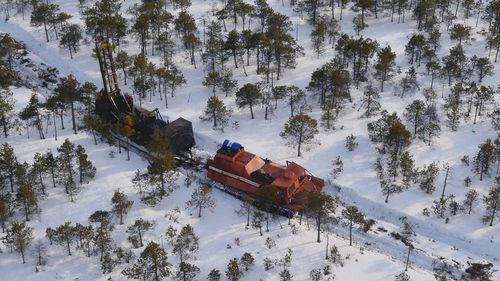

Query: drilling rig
94 37 195 154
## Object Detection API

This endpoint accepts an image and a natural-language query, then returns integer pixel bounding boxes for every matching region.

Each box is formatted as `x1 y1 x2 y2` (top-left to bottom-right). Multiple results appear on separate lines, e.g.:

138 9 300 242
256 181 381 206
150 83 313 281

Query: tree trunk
70 102 77 134
349 220 353 246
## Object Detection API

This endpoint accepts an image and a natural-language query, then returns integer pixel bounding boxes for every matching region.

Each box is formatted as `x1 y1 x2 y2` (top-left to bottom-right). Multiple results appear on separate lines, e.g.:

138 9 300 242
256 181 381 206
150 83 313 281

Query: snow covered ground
0 0 499 280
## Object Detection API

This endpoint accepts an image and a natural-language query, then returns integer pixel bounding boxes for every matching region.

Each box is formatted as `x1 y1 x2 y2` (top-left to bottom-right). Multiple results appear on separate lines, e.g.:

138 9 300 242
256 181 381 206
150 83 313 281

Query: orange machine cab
207 140 325 211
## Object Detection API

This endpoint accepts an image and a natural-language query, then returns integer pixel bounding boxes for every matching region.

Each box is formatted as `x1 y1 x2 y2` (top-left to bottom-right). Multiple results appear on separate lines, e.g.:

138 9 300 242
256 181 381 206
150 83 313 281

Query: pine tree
59 24 82 59
240 252 255 271
145 130 177 205
311 17 327 58
19 93 45 139
482 186 500 226
0 194 12 233
208 269 221 281
175 262 200 281
30 152 50 195
380 180 403 203
185 185 216 217
450 24 472 45
52 222 77 256
252 210 264 236
0 88 15 138
235 83 262 119
473 56 494 82
16 183 37 222
30 3 60 42
280 113 319 157
374 46 396 92
82 0 127 44
111 190 133 225
404 100 426 136
305 192 337 243
127 219 154 248
473 139 496 181
341 206 365 246
225 258 243 281
2 222 33 264
116 50 131 85
44 151 57 188
419 162 440 194
359 84 381 118
173 224 199 263
0 142 17 192
200 96 231 131
55 75 83 134
57 139 78 200
463 189 479 215
89 210 113 261
400 67 419 98
75 145 96 184
122 241 172 281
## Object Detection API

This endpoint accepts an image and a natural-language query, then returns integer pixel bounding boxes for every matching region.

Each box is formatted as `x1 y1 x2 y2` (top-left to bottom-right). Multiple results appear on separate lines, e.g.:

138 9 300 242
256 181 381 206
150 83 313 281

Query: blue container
230 142 242 152
222 139 230 149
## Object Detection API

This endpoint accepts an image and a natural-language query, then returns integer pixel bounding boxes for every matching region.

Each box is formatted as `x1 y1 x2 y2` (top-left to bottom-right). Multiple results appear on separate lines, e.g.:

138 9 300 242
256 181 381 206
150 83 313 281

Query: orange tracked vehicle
207 140 325 216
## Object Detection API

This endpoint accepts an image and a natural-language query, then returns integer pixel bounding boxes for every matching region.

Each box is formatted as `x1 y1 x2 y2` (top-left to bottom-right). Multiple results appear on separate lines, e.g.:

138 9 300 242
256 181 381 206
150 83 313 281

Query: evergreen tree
116 50 131 85
472 56 494 83
173 224 199 263
52 222 77 256
0 88 15 138
473 139 496 181
145 130 177 205
374 46 397 92
200 96 231 131
235 83 262 119
0 193 13 233
449 24 472 46
75 145 96 184
280 113 319 157
122 241 172 281
185 185 216 217
127 218 154 248
30 3 60 42
89 210 113 261
2 222 33 264
111 190 133 225
463 189 479 215
19 93 45 139
305 192 337 243
404 100 426 136
225 258 243 281
82 0 127 44
483 186 500 226
359 84 381 118
54 75 83 134
0 142 17 192
400 67 419 98
57 139 78 200
251 210 264 236
311 16 327 58
341 206 365 246
30 152 50 195
419 162 440 194
208 269 221 281
59 24 82 59
16 183 37 222
175 262 200 281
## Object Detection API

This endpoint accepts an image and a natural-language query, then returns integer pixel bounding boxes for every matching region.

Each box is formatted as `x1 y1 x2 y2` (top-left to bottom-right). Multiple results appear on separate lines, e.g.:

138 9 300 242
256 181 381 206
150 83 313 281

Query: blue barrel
222 139 230 150
230 142 242 152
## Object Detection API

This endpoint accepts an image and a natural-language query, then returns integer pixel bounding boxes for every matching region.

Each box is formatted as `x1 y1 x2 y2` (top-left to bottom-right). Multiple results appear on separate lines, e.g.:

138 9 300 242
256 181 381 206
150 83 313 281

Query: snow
0 0 499 280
